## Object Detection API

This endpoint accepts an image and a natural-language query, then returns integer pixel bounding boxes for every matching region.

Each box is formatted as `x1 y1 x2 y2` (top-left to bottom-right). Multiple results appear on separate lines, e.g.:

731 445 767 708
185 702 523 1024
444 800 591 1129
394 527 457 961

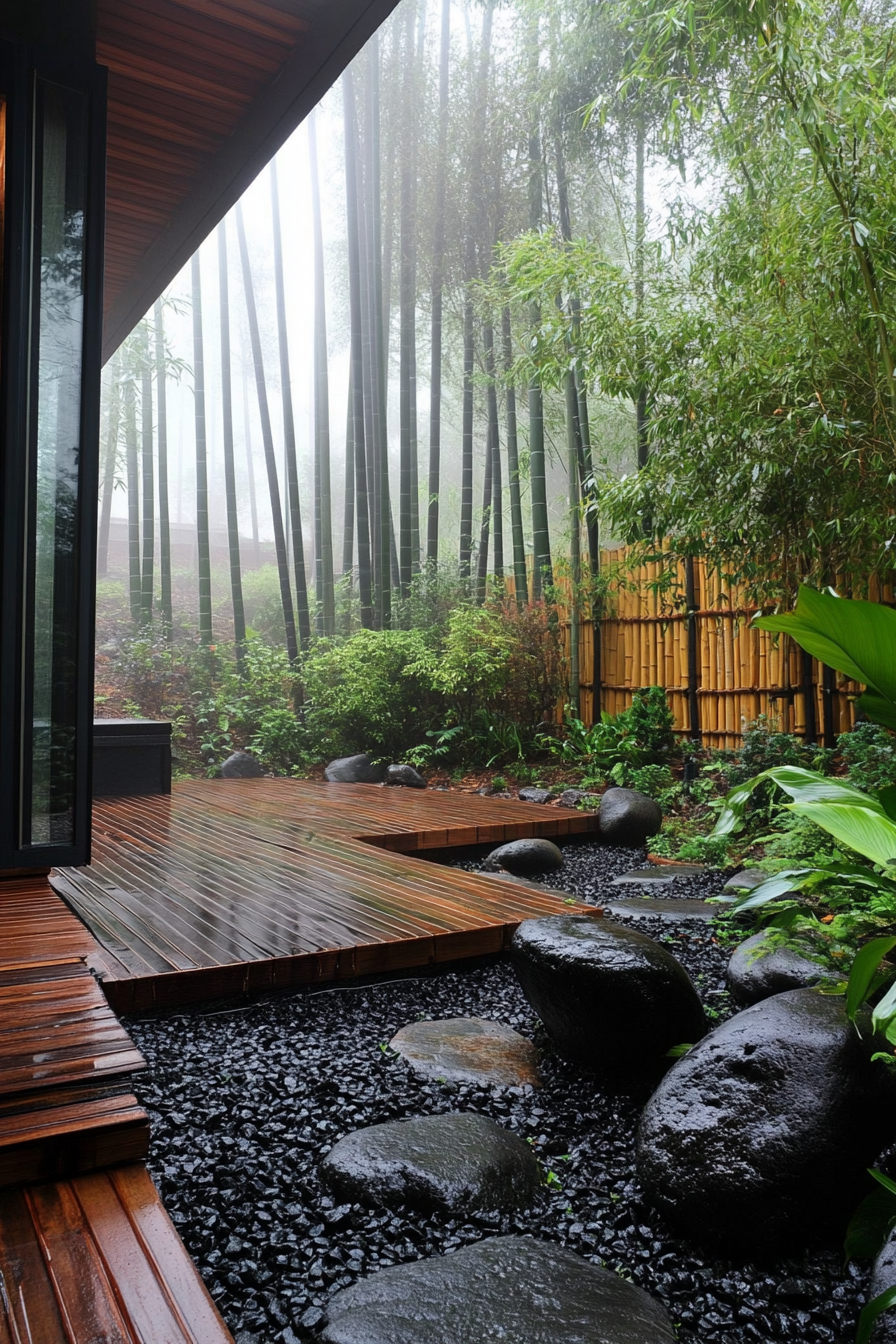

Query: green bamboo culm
191 252 214 656
139 323 154 626
502 306 528 607
216 221 246 669
154 301 173 638
308 114 336 637
124 374 141 624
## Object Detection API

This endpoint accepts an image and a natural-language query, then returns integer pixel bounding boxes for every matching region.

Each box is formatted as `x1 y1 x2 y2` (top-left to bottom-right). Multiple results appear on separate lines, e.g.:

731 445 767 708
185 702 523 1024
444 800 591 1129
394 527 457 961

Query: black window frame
0 40 106 869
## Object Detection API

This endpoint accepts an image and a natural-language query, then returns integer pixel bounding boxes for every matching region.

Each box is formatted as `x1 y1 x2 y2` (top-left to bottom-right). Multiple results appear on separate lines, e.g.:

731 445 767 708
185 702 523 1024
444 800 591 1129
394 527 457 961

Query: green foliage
755 588 896 732
726 715 827 786
556 687 676 778
300 629 438 761
673 833 730 867
840 723 896 797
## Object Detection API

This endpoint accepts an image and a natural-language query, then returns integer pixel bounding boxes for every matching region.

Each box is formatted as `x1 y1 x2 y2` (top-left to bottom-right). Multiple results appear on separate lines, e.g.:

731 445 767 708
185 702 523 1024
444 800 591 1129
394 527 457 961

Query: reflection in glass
28 81 88 845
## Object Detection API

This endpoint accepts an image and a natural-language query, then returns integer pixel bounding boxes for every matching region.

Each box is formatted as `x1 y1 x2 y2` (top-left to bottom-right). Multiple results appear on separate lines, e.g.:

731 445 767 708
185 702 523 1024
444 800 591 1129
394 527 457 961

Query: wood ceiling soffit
99 0 402 360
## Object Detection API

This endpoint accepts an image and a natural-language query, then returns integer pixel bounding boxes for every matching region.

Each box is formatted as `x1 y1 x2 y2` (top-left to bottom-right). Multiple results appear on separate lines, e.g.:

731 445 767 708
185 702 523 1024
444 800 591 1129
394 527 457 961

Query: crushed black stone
125 840 870 1344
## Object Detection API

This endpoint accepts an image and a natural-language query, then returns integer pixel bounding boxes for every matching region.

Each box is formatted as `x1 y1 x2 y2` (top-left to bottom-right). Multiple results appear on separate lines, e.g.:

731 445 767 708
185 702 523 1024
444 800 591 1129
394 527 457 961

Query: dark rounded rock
727 930 839 1006
221 751 264 779
510 915 706 1068
321 1235 677 1344
518 787 552 804
598 788 662 846
636 988 896 1251
385 763 427 789
558 788 599 810
324 753 386 784
870 1224 896 1343
482 838 563 875
320 1112 539 1214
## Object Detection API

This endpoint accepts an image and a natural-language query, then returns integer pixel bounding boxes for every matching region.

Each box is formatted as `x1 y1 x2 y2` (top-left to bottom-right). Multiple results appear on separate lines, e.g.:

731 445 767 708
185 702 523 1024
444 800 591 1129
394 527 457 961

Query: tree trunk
191 253 214 652
475 417 493 604
502 307 528 606
241 368 260 567
124 375 141 624
154 302 173 636
342 376 354 579
217 222 246 666
635 118 648 478
398 3 416 596
566 366 581 713
427 0 451 565
235 202 299 664
308 114 336 636
459 239 476 578
97 350 120 579
270 158 312 648
343 70 373 628
367 36 392 629
140 323 154 626
484 323 503 579
528 25 552 598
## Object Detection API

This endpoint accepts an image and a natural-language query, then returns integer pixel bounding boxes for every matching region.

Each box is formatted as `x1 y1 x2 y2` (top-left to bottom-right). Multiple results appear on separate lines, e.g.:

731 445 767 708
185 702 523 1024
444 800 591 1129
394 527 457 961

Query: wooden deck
53 780 601 1012
0 1164 232 1342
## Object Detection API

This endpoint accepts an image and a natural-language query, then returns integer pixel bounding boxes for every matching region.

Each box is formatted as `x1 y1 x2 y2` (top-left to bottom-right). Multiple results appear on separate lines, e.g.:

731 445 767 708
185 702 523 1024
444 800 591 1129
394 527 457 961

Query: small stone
390 1017 539 1089
518 787 552 804
723 868 769 892
320 1113 539 1213
221 751 264 779
385 764 427 789
598 788 663 847
511 916 706 1068
324 753 386 784
321 1235 676 1344
300 1307 324 1331
727 931 840 1006
558 789 599 809
482 838 563 875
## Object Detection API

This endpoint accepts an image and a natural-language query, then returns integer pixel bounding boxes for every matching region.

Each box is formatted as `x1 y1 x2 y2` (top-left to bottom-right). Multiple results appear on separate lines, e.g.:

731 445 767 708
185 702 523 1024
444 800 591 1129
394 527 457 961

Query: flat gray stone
558 789 600 810
723 868 768 892
390 1017 540 1089
605 898 717 922
518 787 552 804
320 1113 539 1213
321 1235 677 1344
611 870 674 887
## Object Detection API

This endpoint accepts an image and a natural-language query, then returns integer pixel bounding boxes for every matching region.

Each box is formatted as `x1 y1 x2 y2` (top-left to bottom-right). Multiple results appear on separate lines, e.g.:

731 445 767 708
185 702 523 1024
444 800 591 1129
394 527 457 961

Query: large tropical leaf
713 766 885 836
790 803 896 869
754 586 896 730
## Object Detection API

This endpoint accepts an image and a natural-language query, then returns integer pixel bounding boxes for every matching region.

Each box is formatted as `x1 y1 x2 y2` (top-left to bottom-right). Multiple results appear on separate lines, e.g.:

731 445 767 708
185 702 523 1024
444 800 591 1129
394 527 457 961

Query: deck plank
53 780 601 1008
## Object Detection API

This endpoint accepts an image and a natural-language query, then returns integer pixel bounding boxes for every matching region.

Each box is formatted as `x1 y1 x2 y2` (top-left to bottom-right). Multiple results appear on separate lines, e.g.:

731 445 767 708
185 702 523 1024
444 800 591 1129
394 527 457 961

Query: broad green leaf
880 787 896 823
873 979 896 1041
870 1169 896 1199
731 870 822 911
713 766 885 836
791 803 896 868
754 587 896 728
857 1284 896 1344
845 1186 896 1260
846 937 896 1023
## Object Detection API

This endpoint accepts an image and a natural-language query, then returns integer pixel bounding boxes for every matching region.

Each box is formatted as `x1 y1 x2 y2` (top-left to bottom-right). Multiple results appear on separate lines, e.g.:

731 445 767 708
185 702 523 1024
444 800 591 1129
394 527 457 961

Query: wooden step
0 1091 149 1188
0 1164 233 1342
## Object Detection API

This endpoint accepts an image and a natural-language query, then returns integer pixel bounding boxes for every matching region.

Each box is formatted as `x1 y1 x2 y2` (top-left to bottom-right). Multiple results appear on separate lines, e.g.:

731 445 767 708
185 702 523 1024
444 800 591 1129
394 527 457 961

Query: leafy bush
839 721 896 795
300 629 438 760
727 714 826 785
558 686 677 778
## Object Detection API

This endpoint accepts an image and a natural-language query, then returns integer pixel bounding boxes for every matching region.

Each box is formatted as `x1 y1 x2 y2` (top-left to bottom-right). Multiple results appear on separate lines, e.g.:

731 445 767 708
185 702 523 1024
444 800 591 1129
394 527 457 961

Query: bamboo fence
516 548 895 749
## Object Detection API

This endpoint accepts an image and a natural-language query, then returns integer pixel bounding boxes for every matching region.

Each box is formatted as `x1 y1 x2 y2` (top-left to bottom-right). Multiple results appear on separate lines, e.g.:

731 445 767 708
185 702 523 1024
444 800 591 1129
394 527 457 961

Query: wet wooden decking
53 780 601 1012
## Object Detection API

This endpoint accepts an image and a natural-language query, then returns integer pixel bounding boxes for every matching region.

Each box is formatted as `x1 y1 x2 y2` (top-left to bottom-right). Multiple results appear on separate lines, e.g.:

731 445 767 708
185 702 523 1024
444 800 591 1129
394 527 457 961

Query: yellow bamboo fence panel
508 545 883 749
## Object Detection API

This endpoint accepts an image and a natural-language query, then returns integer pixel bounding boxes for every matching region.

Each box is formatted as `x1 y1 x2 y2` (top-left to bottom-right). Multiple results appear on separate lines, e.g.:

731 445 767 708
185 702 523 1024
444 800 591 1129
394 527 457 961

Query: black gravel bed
125 839 870 1344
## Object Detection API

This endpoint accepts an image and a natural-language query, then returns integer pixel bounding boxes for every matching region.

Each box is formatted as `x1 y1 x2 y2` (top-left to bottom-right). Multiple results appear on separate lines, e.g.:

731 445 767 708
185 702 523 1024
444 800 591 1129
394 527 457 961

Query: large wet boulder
385 763 427 788
598 788 662 847
324 753 386 784
869 1224 896 1343
510 916 706 1068
727 931 839 1006
637 988 896 1251
482 838 563 875
321 1235 677 1344
221 750 264 778
320 1113 539 1214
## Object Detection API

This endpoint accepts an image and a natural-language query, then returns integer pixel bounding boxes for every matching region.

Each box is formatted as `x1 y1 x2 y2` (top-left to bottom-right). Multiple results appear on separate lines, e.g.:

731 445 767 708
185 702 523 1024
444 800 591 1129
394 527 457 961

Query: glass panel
26 80 88 846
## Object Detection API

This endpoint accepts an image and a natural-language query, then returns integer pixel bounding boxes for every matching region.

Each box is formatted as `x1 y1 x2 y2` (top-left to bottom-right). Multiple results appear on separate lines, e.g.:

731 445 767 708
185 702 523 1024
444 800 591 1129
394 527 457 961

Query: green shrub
557 686 677 777
839 721 896 794
301 628 438 760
